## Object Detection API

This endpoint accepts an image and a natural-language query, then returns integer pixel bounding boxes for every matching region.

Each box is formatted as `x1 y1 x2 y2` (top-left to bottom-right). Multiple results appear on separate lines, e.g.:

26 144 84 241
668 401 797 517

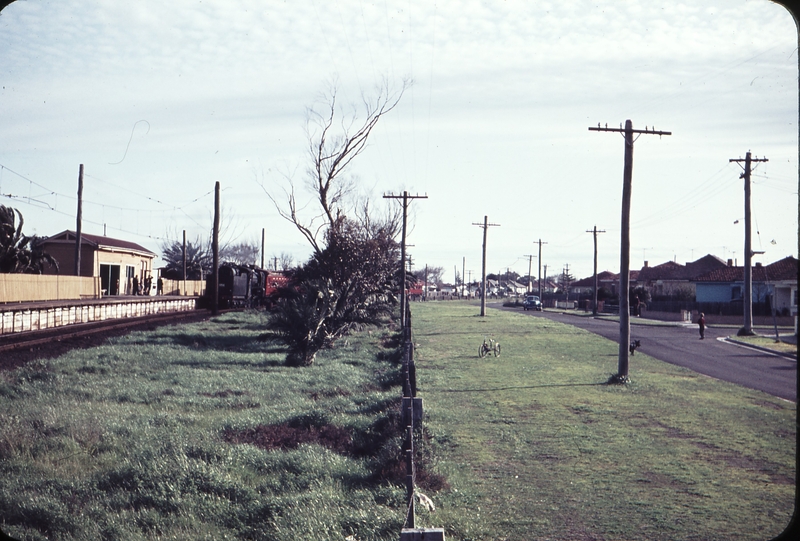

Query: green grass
0 304 795 540
0 313 408 541
412 301 795 540
729 334 797 356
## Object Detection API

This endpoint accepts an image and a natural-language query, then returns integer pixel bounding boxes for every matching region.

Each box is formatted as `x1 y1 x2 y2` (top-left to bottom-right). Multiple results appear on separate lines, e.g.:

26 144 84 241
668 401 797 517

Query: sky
0 0 797 284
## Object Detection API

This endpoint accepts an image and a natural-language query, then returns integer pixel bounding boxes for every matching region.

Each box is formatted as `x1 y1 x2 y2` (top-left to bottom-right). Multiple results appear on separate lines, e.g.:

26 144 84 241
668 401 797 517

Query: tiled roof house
571 271 620 295
636 254 728 297
694 256 798 315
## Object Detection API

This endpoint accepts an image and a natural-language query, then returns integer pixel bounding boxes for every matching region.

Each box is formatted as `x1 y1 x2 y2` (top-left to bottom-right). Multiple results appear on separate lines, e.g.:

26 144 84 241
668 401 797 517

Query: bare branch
261 77 410 255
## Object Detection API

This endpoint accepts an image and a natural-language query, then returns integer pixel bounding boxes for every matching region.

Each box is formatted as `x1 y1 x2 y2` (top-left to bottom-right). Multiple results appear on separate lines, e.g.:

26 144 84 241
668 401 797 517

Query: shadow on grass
173 357 286 370
223 404 449 493
439 381 608 393
143 331 276 355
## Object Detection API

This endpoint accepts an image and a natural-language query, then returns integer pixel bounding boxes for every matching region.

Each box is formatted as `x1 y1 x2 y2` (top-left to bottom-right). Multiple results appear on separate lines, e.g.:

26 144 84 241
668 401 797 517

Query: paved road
497 305 797 402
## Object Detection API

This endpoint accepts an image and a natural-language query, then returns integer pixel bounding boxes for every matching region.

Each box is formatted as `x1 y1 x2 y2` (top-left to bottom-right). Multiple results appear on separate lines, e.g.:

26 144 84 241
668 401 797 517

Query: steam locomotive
206 263 289 309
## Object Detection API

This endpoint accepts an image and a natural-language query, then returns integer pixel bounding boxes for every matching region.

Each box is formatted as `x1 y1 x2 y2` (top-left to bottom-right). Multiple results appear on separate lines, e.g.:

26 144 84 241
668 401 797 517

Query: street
498 305 797 402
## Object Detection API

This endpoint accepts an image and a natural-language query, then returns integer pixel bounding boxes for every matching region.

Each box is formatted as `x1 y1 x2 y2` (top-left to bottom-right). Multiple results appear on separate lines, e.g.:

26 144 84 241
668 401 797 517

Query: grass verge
728 334 797 356
411 301 795 540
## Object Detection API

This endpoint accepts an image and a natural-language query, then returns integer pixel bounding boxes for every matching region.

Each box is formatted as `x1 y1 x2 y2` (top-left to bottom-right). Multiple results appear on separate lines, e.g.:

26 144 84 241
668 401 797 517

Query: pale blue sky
0 0 796 281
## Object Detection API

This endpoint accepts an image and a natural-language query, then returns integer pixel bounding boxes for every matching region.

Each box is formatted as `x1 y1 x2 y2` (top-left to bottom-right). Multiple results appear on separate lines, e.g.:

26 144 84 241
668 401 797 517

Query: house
571 271 620 296
504 280 528 296
694 256 798 315
439 283 457 294
38 231 157 296
636 254 728 298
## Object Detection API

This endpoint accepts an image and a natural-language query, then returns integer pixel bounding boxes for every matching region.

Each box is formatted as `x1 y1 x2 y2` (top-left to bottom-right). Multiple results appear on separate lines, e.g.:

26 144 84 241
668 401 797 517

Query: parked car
523 295 542 311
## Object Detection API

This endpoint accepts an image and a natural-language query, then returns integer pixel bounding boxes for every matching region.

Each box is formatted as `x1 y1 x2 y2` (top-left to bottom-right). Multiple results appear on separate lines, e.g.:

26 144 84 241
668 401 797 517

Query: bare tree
220 240 260 266
259 79 410 366
268 251 295 271
262 78 410 254
416 265 444 287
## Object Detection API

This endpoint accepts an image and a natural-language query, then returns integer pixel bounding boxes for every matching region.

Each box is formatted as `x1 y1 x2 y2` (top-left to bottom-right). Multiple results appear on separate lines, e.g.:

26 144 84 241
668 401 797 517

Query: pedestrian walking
132 275 139 296
698 312 706 339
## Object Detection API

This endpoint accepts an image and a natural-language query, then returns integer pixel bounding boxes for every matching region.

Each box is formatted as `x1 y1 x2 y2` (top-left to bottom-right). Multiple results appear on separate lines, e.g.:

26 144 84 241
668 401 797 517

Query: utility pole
462 257 466 298
383 194 426 534
261 228 265 269
472 216 500 316
182 229 187 295
211 181 220 315
74 164 84 276
589 120 671 381
524 254 536 293
730 151 768 336
534 239 547 298
543 264 548 295
586 226 606 315
384 191 427 332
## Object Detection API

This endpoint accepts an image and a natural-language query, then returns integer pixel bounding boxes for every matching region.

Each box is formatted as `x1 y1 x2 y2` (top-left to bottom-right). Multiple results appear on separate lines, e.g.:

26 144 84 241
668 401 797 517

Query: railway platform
0 295 200 336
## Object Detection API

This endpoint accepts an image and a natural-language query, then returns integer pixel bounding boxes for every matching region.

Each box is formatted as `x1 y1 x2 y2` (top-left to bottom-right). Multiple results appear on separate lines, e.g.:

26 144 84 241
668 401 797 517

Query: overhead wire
630 163 736 229
628 40 788 118
0 163 214 238
424 1 437 188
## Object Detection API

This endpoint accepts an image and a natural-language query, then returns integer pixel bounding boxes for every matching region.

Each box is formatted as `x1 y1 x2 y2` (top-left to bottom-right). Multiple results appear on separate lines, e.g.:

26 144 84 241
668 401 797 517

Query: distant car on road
523 295 542 311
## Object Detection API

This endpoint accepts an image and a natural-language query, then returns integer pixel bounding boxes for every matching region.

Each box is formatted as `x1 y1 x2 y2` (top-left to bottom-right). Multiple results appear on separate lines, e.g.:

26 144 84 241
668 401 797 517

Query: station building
38 230 157 296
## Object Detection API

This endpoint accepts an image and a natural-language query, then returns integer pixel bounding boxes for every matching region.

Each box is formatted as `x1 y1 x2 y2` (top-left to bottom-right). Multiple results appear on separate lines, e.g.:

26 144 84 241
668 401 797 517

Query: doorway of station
125 265 135 295
100 264 121 295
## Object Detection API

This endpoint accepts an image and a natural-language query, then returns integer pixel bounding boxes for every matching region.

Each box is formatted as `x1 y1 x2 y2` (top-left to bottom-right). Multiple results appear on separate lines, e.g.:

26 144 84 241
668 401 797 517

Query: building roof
571 271 619 288
694 256 798 283
637 254 727 282
42 230 157 258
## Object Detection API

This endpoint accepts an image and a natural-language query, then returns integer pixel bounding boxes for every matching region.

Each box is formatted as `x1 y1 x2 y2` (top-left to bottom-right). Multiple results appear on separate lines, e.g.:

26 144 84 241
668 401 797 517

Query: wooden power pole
472 216 500 317
182 229 187 294
524 254 536 293
589 120 671 381
586 226 606 316
534 239 547 299
730 151 768 336
212 181 220 315
384 191 427 331
74 164 84 276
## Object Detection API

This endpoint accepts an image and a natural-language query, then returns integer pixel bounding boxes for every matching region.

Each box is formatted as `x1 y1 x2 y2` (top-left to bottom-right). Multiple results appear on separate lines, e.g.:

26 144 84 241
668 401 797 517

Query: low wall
0 275 205 303
642 308 794 327
161 278 205 297
0 274 102 303
636 310 691 322
0 297 198 335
